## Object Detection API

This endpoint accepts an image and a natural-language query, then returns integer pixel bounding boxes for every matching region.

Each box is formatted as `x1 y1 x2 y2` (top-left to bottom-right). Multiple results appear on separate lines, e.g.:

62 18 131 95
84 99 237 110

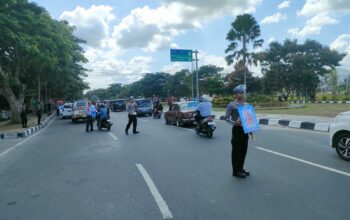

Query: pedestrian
86 101 96 132
225 85 250 178
36 102 42 125
20 105 27 128
47 102 52 116
167 96 173 111
125 96 139 135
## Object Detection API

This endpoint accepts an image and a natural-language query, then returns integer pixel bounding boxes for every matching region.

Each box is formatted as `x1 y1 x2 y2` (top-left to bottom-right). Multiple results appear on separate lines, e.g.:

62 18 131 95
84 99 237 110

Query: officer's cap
233 84 246 93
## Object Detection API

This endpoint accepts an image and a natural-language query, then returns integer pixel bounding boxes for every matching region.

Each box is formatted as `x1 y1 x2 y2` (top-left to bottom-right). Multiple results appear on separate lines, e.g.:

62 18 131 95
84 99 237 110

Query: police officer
86 101 96 132
125 96 139 135
225 85 250 178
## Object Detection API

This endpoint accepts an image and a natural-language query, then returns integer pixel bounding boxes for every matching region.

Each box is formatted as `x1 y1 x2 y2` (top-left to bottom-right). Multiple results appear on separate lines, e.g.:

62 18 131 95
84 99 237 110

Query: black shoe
241 169 250 176
133 131 140 134
232 172 246 178
125 130 129 135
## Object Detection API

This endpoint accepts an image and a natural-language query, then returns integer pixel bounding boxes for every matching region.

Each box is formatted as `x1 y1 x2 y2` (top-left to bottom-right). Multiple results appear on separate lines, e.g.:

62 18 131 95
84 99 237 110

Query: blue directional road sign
170 49 193 62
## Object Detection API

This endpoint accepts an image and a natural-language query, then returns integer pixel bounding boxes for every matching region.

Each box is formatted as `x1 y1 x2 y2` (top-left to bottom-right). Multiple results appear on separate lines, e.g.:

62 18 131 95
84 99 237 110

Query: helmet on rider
200 95 211 102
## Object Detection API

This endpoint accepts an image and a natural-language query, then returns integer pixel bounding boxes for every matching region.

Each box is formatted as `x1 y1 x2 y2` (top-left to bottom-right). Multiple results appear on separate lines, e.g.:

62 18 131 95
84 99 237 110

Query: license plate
208 122 215 125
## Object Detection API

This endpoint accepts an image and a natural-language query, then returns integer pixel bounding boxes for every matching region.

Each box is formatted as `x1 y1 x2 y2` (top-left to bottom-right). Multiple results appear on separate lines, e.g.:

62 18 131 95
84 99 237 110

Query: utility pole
191 60 194 100
193 50 199 101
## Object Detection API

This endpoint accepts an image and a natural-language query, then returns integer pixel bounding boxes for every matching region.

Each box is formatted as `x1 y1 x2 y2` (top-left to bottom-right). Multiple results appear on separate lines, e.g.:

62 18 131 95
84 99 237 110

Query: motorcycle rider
195 95 212 128
153 99 163 115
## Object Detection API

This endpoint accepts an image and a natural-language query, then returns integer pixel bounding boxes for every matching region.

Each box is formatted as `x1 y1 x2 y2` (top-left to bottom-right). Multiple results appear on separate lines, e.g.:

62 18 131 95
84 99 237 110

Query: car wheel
335 133 350 161
72 119 76 123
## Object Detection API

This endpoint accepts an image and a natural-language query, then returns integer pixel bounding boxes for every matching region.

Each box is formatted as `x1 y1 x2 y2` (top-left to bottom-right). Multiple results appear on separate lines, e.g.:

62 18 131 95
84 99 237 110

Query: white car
329 111 350 161
61 103 73 119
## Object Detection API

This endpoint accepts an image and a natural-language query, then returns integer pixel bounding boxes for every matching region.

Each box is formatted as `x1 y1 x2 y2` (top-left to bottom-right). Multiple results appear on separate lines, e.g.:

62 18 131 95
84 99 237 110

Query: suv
72 101 88 123
329 111 350 161
61 102 73 119
111 99 126 112
136 99 153 116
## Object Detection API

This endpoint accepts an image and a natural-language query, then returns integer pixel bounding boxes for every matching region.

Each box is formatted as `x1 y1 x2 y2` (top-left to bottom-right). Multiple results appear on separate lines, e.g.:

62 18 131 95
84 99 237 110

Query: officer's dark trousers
86 115 94 131
231 126 249 173
125 115 137 132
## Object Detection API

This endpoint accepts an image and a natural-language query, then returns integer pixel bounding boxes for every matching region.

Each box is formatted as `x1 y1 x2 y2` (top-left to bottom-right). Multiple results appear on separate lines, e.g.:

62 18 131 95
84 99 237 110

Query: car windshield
113 99 123 103
137 100 151 108
180 102 198 111
64 103 73 108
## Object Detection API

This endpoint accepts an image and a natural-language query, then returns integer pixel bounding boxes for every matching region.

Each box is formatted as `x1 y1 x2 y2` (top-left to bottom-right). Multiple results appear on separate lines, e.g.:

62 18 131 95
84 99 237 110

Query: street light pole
193 50 199 101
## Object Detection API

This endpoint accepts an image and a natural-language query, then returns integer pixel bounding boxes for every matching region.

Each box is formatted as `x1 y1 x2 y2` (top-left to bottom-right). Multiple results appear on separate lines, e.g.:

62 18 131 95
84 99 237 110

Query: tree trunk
0 65 25 123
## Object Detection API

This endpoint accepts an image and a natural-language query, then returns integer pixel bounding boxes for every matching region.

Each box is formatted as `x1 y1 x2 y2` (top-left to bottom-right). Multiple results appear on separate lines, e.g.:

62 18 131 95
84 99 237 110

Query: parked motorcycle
97 118 113 131
195 115 216 138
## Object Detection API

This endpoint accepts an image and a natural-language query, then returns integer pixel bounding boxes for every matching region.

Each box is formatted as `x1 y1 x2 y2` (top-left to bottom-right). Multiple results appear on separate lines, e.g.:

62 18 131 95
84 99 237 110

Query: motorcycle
195 115 216 138
97 117 113 131
153 110 163 119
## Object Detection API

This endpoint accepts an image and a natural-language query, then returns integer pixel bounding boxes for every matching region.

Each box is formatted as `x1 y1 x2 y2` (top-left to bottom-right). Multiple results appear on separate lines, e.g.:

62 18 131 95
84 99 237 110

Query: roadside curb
218 116 330 132
0 114 55 140
258 118 330 132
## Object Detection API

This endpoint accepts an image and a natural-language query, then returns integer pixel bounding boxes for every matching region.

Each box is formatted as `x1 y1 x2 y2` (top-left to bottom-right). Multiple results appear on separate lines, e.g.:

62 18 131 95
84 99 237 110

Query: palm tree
225 14 263 88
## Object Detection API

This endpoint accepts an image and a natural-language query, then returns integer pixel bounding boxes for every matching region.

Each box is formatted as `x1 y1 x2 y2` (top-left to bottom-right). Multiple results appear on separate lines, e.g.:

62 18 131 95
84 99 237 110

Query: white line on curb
255 146 350 177
108 133 118 141
136 164 173 219
0 117 55 158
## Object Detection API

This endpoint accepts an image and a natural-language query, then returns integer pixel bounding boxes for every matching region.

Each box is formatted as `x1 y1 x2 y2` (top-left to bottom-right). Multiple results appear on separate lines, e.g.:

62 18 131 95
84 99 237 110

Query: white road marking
136 164 173 219
138 119 149 122
183 128 193 132
0 117 55 158
255 146 350 177
108 133 118 141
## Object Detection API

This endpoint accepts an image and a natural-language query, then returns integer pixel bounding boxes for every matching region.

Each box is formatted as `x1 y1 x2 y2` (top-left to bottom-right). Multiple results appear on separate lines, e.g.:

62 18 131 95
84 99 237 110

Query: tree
260 39 346 100
198 65 224 95
164 70 191 98
0 1 88 122
225 14 263 87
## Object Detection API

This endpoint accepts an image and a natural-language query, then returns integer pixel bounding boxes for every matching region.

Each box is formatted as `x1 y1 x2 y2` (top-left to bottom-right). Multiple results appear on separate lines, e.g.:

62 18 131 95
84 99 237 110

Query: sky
30 0 350 90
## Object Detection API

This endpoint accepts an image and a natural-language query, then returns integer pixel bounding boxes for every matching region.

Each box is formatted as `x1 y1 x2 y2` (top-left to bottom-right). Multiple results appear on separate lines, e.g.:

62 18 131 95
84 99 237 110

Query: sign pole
194 50 199 101
191 60 194 100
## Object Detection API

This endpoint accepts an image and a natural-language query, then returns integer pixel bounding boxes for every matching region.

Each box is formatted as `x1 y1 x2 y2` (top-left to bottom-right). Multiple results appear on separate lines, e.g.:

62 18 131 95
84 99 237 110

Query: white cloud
268 37 276 43
278 1 290 9
298 0 350 16
60 5 115 47
113 0 262 51
84 47 152 89
330 34 350 69
261 13 287 25
287 13 338 38
161 63 186 74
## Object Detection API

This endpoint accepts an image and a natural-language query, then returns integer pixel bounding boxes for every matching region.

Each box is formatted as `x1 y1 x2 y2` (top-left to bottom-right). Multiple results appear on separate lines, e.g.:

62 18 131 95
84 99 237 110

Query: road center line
255 146 350 177
136 164 173 219
108 133 118 141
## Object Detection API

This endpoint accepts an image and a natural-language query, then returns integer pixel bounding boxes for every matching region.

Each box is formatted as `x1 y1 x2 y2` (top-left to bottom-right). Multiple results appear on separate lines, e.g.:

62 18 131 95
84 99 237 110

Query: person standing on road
225 85 250 178
125 96 139 135
20 105 28 128
86 101 96 132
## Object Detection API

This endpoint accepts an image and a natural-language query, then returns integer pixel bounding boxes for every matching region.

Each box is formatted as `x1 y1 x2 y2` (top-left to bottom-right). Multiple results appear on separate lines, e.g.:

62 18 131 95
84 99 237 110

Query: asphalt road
0 111 349 220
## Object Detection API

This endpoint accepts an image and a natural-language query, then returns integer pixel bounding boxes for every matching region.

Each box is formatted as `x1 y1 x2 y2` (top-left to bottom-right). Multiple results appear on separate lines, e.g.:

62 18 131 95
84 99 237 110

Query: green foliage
260 39 346 100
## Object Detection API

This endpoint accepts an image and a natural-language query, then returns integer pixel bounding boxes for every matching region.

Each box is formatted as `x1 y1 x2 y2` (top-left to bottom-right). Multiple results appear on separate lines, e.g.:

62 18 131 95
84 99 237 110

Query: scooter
195 115 216 138
153 110 163 119
97 118 113 131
